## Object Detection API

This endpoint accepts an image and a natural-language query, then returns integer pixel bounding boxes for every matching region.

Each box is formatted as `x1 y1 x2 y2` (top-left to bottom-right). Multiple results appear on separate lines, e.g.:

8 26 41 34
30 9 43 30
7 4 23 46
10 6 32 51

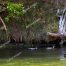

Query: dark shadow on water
0 43 66 63
0 47 59 59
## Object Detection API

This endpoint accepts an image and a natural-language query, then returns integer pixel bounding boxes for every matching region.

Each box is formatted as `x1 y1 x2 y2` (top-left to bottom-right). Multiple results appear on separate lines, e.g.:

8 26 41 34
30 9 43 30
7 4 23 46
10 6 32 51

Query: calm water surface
0 44 66 60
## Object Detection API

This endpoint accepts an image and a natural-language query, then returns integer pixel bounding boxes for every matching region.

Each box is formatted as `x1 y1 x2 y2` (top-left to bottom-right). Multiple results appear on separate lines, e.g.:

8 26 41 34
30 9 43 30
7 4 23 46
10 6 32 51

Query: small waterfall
58 8 66 45
58 8 66 36
58 8 66 60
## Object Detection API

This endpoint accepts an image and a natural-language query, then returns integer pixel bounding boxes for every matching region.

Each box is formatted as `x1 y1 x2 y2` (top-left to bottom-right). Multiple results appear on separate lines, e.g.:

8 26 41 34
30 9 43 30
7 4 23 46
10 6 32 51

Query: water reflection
59 47 66 60
0 46 66 60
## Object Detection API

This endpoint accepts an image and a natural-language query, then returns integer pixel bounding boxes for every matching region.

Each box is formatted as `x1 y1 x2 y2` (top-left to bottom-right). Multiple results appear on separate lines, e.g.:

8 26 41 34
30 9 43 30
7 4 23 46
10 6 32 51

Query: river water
0 46 66 61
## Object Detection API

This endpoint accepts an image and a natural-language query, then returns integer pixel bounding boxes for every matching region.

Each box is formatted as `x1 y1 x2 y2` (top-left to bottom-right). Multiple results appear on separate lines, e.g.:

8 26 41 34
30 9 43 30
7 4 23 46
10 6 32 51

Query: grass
0 57 66 66
0 48 66 66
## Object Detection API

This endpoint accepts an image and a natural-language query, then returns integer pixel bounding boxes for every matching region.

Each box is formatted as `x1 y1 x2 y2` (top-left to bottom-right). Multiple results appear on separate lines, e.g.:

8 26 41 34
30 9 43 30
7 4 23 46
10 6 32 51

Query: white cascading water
58 8 66 36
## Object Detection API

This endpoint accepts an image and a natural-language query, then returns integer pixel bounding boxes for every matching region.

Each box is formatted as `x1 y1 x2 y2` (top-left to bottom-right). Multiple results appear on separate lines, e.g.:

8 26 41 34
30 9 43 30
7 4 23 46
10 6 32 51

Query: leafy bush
5 2 24 22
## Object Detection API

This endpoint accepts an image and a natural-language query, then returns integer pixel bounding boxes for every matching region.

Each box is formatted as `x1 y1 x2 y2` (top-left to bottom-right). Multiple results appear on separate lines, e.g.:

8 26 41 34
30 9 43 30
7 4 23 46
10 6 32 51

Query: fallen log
47 32 61 41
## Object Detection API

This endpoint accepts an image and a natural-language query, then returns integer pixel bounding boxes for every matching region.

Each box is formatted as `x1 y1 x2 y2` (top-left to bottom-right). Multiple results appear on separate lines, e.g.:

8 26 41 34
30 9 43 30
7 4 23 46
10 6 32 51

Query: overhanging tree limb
0 16 8 40
0 16 7 31
26 18 41 29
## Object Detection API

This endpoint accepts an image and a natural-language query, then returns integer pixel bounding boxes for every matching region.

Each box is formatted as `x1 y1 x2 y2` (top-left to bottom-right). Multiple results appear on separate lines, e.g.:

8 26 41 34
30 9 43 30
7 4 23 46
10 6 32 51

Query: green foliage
5 2 24 22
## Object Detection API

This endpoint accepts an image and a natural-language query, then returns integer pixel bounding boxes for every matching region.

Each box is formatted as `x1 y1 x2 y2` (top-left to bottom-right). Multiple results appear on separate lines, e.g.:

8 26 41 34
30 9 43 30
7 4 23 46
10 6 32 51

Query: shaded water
0 44 66 61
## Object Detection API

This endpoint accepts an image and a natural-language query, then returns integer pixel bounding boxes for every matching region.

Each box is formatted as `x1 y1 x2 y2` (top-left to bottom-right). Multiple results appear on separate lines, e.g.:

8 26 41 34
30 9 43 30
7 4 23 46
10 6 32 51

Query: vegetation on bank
0 0 65 43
